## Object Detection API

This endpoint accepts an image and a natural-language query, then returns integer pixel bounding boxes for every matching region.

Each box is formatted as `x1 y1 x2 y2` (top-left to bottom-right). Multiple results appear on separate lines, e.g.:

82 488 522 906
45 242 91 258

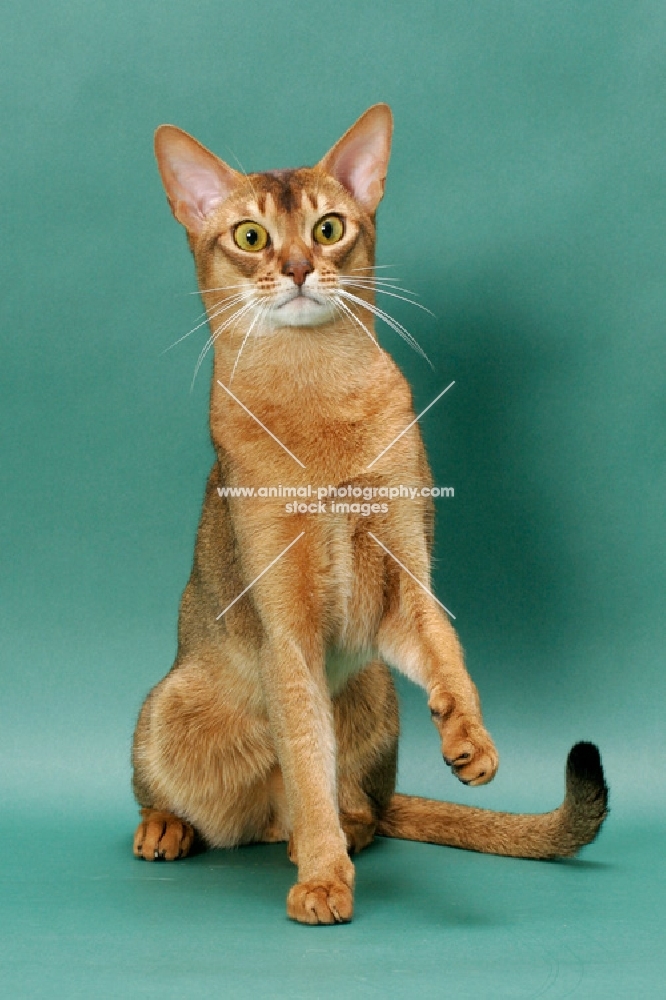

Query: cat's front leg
259 629 355 923
377 561 499 787
229 507 355 923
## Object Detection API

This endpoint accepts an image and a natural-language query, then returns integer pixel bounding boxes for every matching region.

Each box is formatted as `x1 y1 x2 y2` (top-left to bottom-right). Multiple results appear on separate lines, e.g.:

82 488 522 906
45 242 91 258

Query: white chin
269 297 335 328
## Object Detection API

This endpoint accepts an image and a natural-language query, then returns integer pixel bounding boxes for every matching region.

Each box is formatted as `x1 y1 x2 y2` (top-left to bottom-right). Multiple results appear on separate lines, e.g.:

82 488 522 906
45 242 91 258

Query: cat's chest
320 514 385 691
212 363 414 483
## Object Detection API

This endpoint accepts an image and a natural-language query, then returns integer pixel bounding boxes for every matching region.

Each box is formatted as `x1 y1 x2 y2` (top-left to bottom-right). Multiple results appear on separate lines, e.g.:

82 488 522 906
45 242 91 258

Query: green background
2 1 664 996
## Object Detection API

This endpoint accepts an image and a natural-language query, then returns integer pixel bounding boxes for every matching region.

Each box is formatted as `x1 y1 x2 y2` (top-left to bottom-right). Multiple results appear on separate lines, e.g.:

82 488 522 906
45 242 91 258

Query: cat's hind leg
131 657 278 857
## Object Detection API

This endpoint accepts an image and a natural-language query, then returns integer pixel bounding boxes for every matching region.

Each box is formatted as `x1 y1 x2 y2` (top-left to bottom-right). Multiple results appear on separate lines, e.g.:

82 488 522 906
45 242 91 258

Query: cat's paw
429 693 499 787
287 853 355 925
133 809 195 860
287 879 354 925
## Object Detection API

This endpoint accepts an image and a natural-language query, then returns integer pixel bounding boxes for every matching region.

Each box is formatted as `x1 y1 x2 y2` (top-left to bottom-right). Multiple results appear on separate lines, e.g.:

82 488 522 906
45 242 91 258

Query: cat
131 104 607 925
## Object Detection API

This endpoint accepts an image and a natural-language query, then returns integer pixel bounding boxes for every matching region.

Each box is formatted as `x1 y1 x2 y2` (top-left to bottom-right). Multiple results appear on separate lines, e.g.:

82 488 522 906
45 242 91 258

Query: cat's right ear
154 126 242 235
318 104 393 214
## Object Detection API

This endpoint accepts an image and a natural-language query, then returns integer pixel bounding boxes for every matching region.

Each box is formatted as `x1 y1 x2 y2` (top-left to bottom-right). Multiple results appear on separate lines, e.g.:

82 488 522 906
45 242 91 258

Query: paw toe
440 719 499 786
287 880 354 925
133 811 194 861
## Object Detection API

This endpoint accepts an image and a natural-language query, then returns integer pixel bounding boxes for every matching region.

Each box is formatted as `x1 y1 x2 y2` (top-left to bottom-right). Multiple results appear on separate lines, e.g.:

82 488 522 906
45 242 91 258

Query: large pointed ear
154 126 243 235
317 104 393 213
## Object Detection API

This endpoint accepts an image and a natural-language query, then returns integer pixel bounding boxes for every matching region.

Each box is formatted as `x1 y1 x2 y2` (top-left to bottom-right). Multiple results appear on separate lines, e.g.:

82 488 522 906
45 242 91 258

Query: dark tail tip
563 742 609 851
566 741 604 786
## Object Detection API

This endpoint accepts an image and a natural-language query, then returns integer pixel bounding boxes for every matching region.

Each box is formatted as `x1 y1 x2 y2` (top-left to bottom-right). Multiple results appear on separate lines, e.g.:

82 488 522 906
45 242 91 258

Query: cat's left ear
317 104 393 214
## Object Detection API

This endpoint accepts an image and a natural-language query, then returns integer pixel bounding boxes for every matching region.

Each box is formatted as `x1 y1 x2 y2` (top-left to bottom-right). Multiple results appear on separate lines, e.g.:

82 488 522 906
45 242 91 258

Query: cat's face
154 105 393 338
191 167 376 330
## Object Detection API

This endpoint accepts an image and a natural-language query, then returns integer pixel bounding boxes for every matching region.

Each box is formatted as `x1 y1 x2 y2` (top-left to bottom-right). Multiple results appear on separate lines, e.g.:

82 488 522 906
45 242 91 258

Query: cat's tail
376 742 608 859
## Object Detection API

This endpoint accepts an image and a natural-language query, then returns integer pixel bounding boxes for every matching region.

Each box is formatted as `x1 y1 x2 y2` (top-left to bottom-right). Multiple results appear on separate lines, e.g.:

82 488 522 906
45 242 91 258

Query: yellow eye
233 221 269 252
313 214 344 246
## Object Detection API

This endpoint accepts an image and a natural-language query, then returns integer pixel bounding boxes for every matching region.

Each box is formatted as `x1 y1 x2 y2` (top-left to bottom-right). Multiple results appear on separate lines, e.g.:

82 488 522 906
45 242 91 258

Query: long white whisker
223 300 257 353
229 301 265 383
162 295 247 354
191 302 252 387
340 278 422 295
340 277 407 289
337 290 433 368
188 298 227 327
333 296 385 356
333 296 376 347
187 284 252 296
185 294 236 327
331 297 369 354
245 302 265 366
213 299 257 354
345 274 404 282
190 300 256 389
350 265 397 271
339 282 435 317
251 301 272 363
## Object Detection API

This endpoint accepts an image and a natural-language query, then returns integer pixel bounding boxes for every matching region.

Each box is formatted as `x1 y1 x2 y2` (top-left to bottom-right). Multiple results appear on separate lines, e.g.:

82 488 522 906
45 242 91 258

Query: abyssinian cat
131 104 607 924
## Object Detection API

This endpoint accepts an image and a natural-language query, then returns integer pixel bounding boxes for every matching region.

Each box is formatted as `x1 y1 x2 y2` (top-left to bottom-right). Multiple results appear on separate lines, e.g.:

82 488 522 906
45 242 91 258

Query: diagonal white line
368 531 456 620
216 379 305 468
216 531 305 620
366 381 455 470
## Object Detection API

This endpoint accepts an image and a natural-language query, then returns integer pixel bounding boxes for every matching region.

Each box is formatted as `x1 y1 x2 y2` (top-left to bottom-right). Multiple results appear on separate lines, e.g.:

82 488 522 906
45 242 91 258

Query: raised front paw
287 879 354 925
429 692 499 787
133 808 195 860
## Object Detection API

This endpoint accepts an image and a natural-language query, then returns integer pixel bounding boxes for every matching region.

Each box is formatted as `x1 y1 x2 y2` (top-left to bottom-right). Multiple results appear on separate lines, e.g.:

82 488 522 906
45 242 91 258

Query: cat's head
154 105 392 332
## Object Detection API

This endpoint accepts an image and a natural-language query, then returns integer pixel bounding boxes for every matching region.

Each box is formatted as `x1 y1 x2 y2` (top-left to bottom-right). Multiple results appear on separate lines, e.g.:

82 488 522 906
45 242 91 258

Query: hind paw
133 809 195 860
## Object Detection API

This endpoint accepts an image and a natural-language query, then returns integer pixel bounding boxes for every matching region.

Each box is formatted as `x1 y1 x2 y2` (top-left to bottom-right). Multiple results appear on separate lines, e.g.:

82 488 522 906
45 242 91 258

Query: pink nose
282 258 314 287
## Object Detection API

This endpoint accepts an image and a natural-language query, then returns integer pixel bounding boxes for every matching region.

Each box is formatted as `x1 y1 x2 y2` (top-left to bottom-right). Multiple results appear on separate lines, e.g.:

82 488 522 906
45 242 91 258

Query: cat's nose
282 258 314 287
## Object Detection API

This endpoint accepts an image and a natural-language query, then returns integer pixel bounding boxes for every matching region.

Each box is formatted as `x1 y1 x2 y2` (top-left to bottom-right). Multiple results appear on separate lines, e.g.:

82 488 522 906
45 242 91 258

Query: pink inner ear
175 164 227 220
320 107 392 212
155 128 241 234
335 146 383 209
164 154 235 233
